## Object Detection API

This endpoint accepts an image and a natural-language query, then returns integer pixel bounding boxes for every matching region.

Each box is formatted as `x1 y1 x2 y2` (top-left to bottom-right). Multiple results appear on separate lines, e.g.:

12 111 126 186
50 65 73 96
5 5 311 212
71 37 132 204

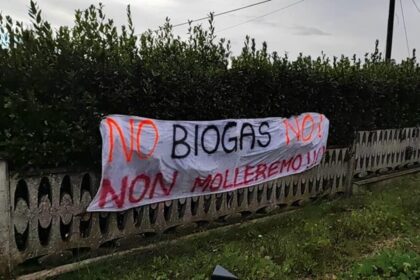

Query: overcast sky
2 0 419 61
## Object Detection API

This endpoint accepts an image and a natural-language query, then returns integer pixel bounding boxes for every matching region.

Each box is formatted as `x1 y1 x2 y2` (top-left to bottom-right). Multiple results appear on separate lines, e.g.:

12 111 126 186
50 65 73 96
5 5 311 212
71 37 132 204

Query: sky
1 0 420 61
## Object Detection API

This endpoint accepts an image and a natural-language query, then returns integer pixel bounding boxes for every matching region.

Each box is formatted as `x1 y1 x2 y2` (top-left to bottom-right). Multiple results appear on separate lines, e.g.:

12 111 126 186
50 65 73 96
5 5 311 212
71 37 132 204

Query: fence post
0 160 11 276
345 133 357 196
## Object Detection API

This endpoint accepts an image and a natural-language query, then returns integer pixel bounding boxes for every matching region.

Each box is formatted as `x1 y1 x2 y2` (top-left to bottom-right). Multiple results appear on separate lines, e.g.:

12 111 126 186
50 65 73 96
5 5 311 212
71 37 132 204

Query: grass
59 175 420 280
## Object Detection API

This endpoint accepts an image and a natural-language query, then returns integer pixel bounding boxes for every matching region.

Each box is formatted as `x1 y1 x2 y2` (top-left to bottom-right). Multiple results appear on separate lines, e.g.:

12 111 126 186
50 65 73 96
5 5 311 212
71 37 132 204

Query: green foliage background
1 1 419 169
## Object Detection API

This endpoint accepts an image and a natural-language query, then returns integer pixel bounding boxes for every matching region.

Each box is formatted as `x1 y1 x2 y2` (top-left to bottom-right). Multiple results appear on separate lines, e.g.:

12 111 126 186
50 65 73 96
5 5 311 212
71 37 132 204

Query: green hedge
1 1 419 169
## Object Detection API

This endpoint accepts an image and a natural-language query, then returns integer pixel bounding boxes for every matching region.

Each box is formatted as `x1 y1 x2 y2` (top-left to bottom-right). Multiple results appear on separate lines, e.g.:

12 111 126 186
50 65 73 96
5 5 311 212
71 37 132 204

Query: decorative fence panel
0 127 419 275
354 127 420 177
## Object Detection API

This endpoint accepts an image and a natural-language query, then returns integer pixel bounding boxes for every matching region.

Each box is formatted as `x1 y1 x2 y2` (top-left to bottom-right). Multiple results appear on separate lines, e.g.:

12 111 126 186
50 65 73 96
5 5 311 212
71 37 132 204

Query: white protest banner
87 113 329 212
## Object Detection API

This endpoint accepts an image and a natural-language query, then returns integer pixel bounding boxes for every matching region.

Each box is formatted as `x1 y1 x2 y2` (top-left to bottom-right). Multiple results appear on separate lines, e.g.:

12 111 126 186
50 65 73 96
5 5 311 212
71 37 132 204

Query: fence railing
0 127 419 275
354 127 420 177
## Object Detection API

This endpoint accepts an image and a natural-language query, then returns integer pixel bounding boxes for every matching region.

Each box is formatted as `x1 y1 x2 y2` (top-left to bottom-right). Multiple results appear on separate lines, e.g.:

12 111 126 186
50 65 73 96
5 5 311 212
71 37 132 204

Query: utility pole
385 0 396 61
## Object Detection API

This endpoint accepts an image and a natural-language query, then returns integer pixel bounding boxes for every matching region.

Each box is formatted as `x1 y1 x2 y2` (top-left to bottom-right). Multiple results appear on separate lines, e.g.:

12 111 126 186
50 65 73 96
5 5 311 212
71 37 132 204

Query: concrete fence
0 127 419 276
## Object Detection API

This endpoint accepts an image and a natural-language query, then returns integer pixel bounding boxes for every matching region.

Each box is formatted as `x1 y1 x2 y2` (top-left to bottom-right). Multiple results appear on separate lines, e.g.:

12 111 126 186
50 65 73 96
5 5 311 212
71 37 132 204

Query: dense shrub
1 1 419 169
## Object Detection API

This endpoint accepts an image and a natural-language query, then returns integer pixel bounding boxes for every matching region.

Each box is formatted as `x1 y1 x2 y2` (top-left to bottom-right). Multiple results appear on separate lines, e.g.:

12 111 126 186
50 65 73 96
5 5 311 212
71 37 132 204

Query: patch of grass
59 176 420 280
344 249 420 279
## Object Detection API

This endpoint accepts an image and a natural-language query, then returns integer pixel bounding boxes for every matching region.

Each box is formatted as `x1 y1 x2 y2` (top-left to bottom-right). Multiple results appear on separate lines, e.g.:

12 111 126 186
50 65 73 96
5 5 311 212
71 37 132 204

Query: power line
218 0 305 32
399 0 410 57
167 0 272 29
412 0 420 13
